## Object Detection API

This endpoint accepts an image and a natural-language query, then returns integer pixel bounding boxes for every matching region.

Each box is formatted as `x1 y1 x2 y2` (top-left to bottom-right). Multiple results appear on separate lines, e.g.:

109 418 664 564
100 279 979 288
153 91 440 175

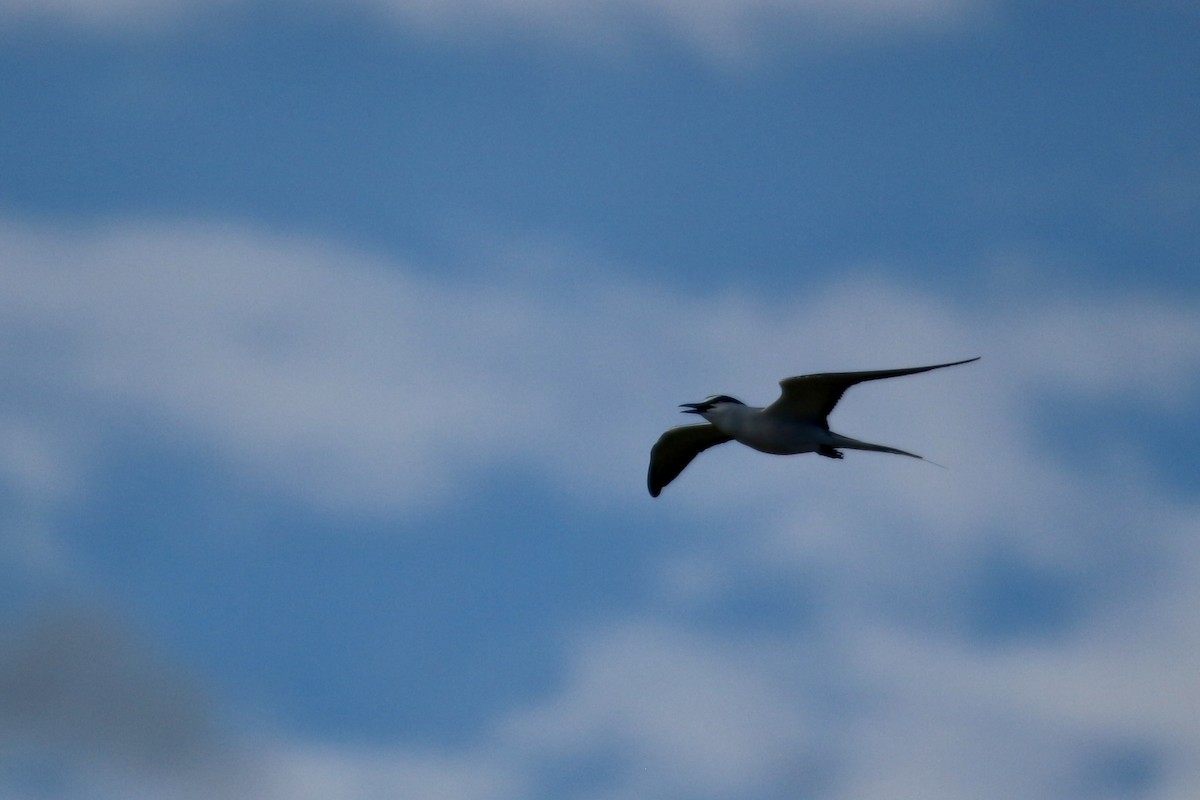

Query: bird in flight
647 357 979 497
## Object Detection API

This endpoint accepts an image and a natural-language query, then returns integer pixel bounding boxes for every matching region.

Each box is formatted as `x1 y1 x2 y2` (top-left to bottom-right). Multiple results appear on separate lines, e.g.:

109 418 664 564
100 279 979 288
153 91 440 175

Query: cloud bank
0 0 987 61
2 216 1198 799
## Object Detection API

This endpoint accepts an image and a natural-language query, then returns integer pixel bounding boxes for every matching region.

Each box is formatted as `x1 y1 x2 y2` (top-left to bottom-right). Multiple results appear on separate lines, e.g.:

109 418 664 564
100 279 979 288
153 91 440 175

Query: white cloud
0 220 685 516
2 216 1199 799
3 215 1198 520
0 0 986 61
0 0 233 32
23 590 1197 800
254 742 524 800
501 620 819 797
367 0 987 61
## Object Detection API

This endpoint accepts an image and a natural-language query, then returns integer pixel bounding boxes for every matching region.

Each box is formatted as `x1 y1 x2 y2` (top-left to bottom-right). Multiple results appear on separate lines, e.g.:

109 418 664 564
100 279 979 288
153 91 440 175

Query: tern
648 357 978 497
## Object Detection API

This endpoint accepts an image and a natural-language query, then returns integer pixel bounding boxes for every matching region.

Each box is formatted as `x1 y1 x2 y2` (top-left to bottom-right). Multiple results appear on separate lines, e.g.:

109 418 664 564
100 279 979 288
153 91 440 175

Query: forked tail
825 433 944 466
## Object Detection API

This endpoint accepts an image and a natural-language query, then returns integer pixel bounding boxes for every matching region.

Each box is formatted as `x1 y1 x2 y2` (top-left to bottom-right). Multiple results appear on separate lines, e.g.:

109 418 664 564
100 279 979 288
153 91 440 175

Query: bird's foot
818 446 844 460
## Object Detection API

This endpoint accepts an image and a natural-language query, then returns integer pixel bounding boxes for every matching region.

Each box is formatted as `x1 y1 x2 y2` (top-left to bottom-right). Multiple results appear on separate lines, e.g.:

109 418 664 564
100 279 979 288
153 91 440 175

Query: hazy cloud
2 216 1197 518
0 0 987 61
0 608 242 798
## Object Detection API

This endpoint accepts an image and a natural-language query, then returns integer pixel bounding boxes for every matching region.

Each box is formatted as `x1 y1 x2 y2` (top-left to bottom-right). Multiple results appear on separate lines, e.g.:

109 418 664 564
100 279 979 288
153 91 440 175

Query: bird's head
680 395 744 417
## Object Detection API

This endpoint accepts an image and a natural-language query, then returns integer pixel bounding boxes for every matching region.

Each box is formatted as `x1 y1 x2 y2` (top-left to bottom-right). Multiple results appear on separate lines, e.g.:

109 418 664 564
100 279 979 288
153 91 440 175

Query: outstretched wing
647 423 733 497
766 357 979 428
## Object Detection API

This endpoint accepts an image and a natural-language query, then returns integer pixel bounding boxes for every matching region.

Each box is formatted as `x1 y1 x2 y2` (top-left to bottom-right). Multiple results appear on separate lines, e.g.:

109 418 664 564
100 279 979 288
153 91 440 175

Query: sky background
2 1 1199 798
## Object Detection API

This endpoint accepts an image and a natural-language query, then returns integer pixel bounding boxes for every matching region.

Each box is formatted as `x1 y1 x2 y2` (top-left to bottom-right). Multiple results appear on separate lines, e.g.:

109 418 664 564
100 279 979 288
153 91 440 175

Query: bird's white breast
706 406 829 456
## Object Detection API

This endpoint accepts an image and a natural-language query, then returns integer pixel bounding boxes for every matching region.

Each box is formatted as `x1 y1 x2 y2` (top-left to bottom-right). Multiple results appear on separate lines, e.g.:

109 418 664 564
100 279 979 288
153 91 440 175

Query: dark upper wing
765 357 979 427
647 423 734 497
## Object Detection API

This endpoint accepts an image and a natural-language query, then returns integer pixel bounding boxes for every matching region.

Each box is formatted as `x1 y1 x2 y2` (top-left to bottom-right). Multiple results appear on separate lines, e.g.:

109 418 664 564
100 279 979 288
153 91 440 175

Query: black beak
679 402 707 415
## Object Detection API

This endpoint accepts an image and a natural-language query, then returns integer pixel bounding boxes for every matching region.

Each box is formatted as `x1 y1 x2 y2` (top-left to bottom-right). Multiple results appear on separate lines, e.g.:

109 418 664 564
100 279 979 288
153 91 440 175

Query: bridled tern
648 357 979 497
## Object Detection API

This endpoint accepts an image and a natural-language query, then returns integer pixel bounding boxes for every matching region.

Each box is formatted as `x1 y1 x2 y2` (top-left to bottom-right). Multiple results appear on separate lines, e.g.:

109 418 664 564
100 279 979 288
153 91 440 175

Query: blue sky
1 1 1198 798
